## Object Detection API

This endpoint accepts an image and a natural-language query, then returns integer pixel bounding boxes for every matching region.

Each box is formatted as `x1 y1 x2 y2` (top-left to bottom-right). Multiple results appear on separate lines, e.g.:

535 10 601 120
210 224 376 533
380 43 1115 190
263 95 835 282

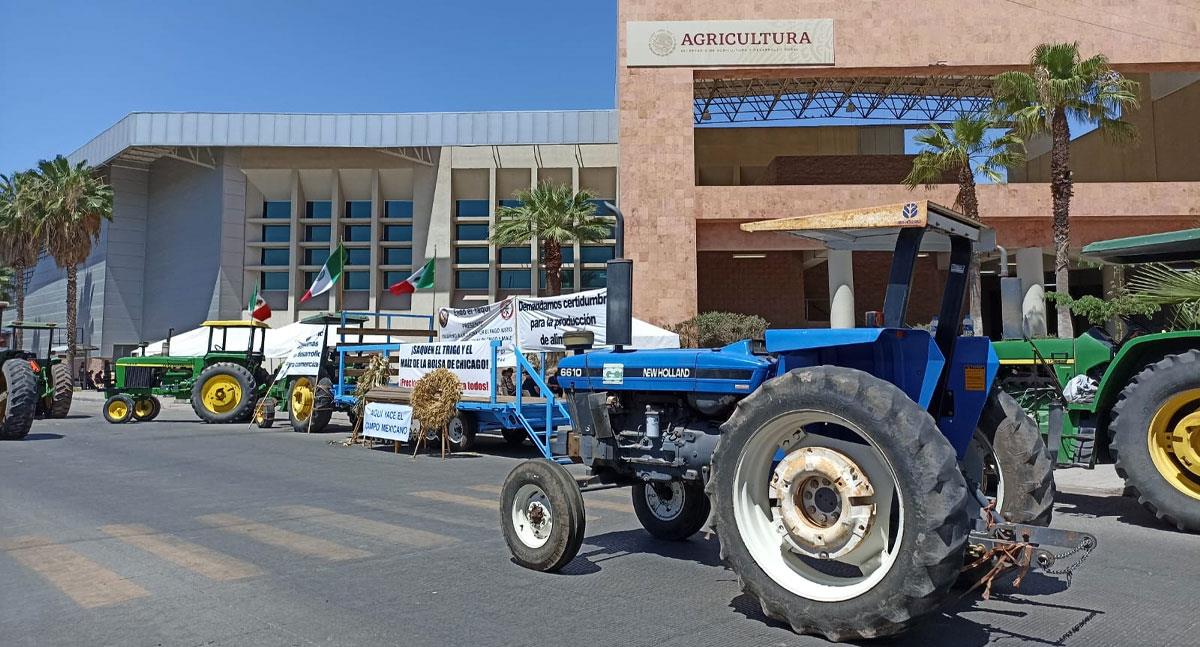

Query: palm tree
903 113 1024 335
0 170 45 341
33 156 113 368
1128 264 1200 330
490 182 612 296
993 42 1140 338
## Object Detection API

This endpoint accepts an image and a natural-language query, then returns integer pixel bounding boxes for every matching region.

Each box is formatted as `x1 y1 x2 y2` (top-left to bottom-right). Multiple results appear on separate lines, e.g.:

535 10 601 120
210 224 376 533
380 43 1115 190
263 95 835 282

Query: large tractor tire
0 360 38 440
44 362 73 419
1110 350 1200 532
710 367 971 642
191 363 257 424
967 390 1055 525
445 413 477 452
632 480 710 541
288 376 333 433
500 459 586 572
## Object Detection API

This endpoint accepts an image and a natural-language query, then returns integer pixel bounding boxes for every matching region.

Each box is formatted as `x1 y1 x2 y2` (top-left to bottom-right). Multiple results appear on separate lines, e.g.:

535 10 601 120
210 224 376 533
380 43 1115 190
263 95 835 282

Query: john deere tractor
6 322 74 419
104 320 273 424
994 227 1200 531
0 309 37 439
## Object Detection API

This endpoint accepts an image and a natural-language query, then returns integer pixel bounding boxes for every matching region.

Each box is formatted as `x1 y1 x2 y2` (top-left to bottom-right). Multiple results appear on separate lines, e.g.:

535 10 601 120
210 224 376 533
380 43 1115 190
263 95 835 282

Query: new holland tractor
499 202 1091 641
104 320 272 424
993 227 1200 532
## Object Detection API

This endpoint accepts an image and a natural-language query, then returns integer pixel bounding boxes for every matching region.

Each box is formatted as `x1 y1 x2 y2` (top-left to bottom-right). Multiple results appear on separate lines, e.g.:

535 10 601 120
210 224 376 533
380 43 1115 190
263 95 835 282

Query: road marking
271 505 455 548
411 490 497 510
100 524 263 581
196 513 371 561
468 484 634 513
2 535 148 608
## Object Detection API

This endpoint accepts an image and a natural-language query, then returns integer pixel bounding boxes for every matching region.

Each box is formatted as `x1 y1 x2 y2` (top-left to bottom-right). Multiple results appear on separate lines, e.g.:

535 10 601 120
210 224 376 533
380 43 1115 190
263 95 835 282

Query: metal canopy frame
694 75 995 124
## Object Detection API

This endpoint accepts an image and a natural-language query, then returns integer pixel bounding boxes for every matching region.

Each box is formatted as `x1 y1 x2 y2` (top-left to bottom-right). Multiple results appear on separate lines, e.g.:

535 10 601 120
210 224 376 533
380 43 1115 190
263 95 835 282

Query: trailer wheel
968 390 1055 525
102 394 135 424
1111 350 1200 532
288 376 332 433
1 359 37 439
500 459 586 572
501 428 527 447
710 367 970 642
445 413 477 451
632 480 710 540
191 363 257 424
44 362 73 418
133 396 161 422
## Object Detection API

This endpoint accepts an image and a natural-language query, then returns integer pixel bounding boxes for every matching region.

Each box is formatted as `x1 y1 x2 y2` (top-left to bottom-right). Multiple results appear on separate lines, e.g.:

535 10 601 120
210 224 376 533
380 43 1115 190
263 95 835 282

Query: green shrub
672 311 769 348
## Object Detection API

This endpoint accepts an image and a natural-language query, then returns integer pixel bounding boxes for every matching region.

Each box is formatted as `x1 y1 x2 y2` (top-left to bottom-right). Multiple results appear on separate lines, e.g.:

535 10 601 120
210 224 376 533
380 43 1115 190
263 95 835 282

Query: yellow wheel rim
108 400 129 420
291 378 314 421
201 375 243 415
1148 388 1200 500
134 399 155 418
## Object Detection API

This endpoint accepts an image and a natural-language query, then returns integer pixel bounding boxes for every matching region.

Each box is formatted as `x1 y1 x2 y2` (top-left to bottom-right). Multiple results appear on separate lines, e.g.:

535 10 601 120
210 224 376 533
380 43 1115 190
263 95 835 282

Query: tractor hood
556 345 772 394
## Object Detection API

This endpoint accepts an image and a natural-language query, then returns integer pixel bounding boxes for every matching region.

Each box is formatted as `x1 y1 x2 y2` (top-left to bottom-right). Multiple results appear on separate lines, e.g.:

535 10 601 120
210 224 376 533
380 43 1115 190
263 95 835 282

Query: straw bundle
410 368 463 457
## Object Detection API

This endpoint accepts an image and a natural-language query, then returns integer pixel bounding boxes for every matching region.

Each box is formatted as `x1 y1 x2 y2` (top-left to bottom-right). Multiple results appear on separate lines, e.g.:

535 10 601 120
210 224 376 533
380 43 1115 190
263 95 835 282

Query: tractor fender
1093 331 1200 426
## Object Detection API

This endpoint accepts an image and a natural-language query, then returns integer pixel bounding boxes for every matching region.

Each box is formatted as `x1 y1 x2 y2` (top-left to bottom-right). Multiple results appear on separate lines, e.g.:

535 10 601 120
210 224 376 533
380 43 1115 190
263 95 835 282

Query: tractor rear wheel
288 376 333 433
1111 350 1200 532
102 394 135 424
632 480 710 540
1 359 37 439
133 396 161 422
500 459 586 572
968 390 1055 525
44 362 73 418
191 363 257 424
445 413 477 451
710 367 970 642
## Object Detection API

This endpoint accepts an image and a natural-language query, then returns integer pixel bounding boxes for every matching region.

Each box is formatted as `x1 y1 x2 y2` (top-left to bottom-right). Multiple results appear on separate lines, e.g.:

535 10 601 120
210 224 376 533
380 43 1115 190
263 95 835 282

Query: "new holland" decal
559 367 755 380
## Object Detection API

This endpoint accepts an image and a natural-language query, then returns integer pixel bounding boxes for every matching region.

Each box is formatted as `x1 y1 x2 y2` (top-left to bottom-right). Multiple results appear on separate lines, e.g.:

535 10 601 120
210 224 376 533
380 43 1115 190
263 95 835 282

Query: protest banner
360 402 413 442
394 340 493 398
277 329 326 377
516 288 608 351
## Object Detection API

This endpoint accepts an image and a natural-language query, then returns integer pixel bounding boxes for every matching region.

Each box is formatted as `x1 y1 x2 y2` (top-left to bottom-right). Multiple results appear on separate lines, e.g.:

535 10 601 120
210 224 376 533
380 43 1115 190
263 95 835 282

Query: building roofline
69 109 618 167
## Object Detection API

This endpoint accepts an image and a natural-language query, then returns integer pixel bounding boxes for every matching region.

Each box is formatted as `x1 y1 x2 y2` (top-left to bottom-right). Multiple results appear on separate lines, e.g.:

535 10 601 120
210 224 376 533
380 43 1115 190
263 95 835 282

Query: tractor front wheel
967 390 1055 525
1 360 38 439
102 394 135 424
1111 350 1200 532
632 480 710 541
710 367 970 642
45 362 73 418
191 363 257 424
288 376 332 433
500 459 586 572
255 397 277 428
133 396 161 422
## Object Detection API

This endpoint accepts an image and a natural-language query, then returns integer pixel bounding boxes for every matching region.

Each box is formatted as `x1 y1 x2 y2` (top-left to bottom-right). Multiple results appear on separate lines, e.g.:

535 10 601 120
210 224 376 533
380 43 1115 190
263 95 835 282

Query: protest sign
394 340 493 398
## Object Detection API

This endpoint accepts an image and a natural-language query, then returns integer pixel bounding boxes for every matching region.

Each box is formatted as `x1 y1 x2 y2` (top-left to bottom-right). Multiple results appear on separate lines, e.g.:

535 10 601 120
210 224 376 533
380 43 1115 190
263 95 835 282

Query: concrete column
1016 248 1048 337
287 170 302 320
411 149 451 316
368 170 381 313
827 250 855 329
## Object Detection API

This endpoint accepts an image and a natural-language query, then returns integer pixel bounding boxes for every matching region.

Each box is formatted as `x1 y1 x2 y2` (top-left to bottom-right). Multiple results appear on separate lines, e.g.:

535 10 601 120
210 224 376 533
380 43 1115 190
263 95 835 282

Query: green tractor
994 227 1200 531
6 321 74 419
104 320 273 425
0 304 37 439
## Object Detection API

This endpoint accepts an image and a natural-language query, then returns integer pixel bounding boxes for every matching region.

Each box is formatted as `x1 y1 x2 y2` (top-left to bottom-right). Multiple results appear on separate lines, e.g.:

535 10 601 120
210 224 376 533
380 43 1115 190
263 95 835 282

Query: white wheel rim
644 482 686 521
512 483 553 548
732 410 904 602
965 430 1006 513
447 418 464 443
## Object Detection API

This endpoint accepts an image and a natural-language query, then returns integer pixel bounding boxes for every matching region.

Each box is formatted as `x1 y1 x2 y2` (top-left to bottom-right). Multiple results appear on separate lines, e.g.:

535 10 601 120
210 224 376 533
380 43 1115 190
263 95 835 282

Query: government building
9 0 1198 358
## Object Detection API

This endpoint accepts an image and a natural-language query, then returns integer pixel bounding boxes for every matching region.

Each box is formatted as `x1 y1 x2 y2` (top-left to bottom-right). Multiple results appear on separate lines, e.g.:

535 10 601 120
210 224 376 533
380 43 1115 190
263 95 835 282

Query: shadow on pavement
23 432 64 441
572 528 723 573
1054 490 1183 533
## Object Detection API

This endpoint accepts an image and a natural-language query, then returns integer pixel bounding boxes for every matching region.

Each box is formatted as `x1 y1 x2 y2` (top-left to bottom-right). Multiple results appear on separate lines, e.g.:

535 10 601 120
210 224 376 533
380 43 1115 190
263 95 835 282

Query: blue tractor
498 201 1093 641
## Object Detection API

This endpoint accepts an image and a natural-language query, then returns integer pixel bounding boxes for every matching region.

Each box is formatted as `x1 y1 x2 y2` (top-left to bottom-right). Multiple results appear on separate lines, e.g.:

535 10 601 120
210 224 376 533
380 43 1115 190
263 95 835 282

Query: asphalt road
2 392 1197 647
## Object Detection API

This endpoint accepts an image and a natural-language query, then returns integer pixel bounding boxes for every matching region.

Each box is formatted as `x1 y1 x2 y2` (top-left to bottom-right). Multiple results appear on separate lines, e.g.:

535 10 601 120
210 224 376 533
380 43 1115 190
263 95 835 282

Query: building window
345 247 371 266
384 247 412 266
455 269 489 290
304 248 330 266
384 225 412 242
580 246 615 264
383 270 411 286
303 271 320 287
581 269 607 289
345 271 369 290
498 199 522 209
262 271 289 291
263 201 291 219
589 199 615 216
537 270 574 290
260 249 289 266
305 225 330 242
455 223 489 241
262 225 291 242
385 200 413 218
305 201 331 219
344 200 371 219
561 246 574 264
343 225 371 242
498 246 531 264
455 199 489 218
455 247 489 265
499 269 530 290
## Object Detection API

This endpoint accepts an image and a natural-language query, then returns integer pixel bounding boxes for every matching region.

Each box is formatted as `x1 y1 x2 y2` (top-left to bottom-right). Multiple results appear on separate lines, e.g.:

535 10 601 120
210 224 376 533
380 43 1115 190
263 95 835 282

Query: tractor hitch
966 520 1097 599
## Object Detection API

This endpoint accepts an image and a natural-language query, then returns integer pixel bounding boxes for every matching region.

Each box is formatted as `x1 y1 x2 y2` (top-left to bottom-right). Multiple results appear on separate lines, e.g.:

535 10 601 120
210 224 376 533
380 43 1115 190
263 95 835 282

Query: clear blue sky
0 0 618 172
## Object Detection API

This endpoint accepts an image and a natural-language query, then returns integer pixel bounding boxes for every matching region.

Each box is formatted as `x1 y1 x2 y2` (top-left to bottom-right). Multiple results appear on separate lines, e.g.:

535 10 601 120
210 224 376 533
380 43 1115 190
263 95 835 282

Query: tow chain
1040 534 1096 587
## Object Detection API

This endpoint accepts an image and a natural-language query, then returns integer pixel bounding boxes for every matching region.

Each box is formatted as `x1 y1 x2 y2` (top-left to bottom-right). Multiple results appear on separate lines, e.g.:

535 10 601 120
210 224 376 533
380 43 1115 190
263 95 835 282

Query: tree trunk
66 265 78 374
956 166 984 336
543 240 562 296
11 259 25 348
1050 108 1075 338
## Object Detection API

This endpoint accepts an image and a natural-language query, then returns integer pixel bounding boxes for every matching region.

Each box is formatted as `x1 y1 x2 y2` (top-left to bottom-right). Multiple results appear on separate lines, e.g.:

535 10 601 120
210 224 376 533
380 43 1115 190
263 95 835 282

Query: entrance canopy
1082 227 1200 264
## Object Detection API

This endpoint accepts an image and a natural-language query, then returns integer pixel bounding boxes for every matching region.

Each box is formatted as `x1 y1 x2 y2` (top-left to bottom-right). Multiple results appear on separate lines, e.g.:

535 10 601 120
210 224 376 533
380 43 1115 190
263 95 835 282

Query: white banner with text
361 402 413 442
394 340 493 398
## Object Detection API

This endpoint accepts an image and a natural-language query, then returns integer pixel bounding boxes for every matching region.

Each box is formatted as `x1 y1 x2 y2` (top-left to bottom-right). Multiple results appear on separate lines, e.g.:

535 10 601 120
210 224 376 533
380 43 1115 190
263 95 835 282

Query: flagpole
336 238 344 317
430 245 438 335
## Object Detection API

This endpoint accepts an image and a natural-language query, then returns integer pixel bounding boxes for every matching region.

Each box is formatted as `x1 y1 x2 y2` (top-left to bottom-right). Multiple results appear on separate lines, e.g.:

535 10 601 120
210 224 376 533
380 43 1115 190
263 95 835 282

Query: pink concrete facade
617 0 1200 326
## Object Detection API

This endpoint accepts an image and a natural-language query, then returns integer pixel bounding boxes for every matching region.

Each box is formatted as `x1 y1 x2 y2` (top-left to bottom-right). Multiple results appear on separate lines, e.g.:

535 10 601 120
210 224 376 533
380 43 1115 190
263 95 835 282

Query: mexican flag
248 279 271 321
300 242 347 303
389 258 435 295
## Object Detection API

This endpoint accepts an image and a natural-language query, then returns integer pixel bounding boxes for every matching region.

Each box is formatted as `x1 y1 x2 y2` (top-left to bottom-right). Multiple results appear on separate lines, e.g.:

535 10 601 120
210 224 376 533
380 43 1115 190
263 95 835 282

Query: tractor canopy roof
9 321 59 329
299 312 370 326
201 319 270 329
1082 227 1200 264
739 200 995 253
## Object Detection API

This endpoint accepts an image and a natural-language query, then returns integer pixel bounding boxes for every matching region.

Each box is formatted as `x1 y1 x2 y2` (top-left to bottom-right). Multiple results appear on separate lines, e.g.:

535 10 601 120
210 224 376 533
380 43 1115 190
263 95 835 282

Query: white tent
630 317 680 349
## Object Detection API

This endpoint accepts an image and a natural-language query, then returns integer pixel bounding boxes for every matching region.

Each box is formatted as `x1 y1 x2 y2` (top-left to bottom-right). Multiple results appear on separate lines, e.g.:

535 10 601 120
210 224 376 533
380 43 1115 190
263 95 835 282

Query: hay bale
411 368 462 433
